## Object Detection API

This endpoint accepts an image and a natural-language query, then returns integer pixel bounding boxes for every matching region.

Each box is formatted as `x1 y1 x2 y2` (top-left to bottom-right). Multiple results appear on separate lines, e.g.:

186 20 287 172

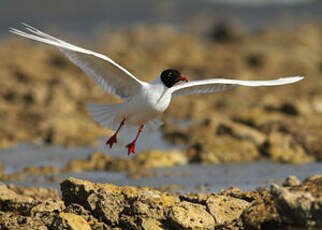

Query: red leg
106 118 126 148
126 124 144 155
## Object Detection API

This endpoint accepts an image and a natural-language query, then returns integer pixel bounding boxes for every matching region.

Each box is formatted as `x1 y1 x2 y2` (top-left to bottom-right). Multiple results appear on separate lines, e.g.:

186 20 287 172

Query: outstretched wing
171 76 304 98
9 23 145 100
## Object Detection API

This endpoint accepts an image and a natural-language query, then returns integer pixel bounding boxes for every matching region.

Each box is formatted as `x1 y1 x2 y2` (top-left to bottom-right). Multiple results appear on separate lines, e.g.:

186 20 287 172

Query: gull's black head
160 69 189 88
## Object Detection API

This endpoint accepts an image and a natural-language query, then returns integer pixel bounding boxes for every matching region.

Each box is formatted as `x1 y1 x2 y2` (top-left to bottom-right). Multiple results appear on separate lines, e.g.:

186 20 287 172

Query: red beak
180 76 189 82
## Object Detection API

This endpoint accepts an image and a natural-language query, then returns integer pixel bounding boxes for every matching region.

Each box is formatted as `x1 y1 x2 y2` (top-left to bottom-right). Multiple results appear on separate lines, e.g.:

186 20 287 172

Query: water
1 139 321 193
8 160 322 193
0 129 175 173
58 161 321 193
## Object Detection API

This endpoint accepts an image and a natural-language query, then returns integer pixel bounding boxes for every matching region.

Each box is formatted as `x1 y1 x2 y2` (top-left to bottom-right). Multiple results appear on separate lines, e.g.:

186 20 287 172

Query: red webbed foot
125 141 136 155
106 118 126 148
106 134 117 148
125 124 144 155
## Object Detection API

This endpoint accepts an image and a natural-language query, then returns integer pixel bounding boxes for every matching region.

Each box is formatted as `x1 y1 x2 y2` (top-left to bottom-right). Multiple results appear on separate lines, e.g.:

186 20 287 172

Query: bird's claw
126 142 136 155
106 134 117 148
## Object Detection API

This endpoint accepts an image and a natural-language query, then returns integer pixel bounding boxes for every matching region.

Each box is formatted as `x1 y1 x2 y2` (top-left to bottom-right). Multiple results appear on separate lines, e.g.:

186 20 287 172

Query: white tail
87 103 122 130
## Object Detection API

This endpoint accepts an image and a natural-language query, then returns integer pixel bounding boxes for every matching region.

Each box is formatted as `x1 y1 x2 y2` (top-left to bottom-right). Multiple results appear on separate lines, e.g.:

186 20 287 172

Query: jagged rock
53 213 92 230
30 200 65 217
0 182 37 215
241 188 281 229
61 178 125 226
271 175 322 227
140 218 164 230
60 177 178 227
7 184 60 201
217 187 256 202
0 212 48 230
64 204 110 230
0 175 321 229
289 175 322 198
282 175 301 187
167 201 215 230
206 195 250 225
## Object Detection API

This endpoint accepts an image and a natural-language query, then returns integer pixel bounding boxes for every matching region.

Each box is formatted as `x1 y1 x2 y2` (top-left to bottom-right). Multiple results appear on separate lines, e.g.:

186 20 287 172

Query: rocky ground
0 174 320 229
0 22 321 164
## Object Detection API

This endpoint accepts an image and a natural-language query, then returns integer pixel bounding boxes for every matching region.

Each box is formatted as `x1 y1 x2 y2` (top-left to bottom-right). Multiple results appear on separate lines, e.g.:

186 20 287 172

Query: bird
9 24 304 155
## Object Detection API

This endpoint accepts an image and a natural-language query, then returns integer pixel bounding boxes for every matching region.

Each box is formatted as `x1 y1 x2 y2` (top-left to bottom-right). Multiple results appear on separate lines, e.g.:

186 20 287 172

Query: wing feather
9 24 144 100
171 77 304 98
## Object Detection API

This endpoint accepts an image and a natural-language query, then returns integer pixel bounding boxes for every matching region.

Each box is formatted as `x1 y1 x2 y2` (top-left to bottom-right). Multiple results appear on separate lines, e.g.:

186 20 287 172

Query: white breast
122 81 172 125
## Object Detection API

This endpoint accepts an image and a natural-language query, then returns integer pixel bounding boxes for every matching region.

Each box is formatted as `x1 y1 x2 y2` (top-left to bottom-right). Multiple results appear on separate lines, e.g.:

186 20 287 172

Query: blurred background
0 0 321 192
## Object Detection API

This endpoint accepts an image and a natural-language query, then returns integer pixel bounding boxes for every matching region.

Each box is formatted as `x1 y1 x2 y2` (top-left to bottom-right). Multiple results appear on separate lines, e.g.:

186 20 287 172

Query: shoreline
0 174 321 229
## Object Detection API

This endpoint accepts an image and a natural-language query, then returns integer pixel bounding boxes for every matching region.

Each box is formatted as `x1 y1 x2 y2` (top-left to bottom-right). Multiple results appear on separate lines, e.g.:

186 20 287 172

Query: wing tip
276 75 304 84
288 75 304 83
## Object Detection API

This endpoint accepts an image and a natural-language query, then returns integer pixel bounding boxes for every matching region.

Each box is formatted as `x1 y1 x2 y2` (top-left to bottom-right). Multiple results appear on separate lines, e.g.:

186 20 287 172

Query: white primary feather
171 76 304 98
9 23 145 100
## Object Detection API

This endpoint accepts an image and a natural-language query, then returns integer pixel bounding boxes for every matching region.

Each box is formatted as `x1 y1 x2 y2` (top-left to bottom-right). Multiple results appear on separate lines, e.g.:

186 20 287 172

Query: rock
188 136 260 163
206 195 250 225
241 188 281 229
282 175 301 187
288 117 322 161
180 117 266 164
216 119 266 146
0 212 48 230
111 149 188 171
64 150 188 174
60 177 218 229
0 182 36 215
290 175 322 198
131 149 188 169
167 201 215 230
55 213 92 230
1 174 322 229
271 183 322 227
60 177 178 227
140 218 164 230
64 204 110 230
63 152 113 173
267 132 314 163
20 165 59 175
30 200 65 217
7 184 60 201
217 187 256 202
235 108 288 128
61 178 125 226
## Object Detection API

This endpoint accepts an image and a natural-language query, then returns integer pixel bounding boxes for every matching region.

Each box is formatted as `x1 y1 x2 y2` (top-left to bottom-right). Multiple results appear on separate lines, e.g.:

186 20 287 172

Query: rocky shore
0 175 321 229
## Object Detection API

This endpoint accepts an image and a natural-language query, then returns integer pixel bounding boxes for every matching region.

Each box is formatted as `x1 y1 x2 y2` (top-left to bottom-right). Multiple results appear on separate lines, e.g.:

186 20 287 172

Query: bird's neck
150 76 163 85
